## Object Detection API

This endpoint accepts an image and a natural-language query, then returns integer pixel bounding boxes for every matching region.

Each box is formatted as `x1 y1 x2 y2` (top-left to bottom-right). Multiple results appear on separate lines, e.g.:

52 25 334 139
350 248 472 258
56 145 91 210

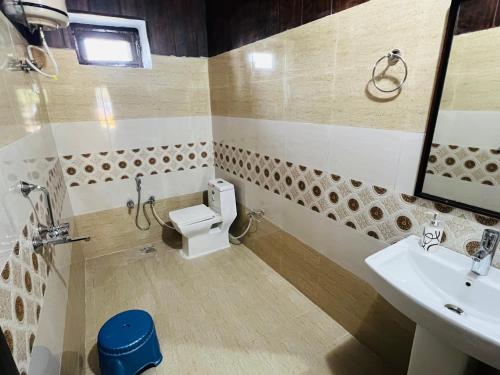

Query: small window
72 24 143 68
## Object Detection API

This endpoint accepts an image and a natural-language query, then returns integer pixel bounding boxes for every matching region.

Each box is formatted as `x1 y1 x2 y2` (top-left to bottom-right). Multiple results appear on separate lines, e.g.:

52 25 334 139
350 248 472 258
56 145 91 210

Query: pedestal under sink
365 235 500 374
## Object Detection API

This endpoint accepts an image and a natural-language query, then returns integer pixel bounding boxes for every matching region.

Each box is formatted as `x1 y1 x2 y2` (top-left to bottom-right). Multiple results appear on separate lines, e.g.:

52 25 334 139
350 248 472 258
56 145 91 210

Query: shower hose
132 176 263 243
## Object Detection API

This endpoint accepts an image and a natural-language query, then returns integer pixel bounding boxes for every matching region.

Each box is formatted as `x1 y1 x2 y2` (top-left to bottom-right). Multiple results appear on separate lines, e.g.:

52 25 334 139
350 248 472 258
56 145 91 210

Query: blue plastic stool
97 310 162 375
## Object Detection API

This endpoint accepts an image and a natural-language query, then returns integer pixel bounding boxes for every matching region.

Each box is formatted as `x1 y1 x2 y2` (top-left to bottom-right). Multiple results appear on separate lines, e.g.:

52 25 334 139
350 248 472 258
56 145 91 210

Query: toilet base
181 232 231 259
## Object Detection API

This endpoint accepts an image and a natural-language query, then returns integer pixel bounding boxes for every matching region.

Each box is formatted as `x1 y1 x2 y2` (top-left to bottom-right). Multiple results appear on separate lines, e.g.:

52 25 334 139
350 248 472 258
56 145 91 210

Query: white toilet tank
208 179 236 220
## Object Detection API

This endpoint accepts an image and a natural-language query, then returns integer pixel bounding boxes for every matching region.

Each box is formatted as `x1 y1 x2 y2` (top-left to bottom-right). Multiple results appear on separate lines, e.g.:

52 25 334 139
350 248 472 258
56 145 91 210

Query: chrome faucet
19 181 90 252
471 229 500 276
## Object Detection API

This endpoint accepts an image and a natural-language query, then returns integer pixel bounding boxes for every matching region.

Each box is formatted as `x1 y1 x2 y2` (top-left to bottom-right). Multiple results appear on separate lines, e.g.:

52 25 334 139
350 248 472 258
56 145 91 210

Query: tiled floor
84 241 395 374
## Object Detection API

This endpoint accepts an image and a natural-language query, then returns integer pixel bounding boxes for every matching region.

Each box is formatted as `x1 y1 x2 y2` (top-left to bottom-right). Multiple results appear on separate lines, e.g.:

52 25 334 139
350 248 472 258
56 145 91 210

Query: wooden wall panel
455 0 499 35
45 0 208 57
206 0 371 56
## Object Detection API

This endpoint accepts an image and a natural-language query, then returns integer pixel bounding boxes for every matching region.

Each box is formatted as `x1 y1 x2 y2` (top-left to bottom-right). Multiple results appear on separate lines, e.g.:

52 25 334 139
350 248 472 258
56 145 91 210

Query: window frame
68 13 152 69
72 23 143 68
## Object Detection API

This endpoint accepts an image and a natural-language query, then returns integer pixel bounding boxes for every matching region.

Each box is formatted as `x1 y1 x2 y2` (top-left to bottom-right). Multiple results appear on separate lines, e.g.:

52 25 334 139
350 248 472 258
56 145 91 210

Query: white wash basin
365 235 500 372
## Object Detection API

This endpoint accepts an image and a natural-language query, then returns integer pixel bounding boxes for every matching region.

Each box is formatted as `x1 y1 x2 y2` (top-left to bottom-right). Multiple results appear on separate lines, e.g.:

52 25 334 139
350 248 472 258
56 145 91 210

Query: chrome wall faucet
471 229 500 276
19 181 90 252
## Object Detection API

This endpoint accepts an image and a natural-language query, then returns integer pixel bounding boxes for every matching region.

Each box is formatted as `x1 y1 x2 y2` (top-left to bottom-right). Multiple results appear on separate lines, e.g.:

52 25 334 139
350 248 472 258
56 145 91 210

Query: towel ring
372 49 408 93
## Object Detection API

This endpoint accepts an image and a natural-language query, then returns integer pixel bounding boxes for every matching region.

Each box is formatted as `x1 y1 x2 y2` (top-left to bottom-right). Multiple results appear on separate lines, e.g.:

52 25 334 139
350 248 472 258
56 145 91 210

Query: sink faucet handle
481 229 500 254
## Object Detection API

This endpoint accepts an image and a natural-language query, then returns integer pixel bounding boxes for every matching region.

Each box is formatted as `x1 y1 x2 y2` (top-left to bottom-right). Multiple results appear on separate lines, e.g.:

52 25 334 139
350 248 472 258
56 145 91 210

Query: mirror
415 0 500 218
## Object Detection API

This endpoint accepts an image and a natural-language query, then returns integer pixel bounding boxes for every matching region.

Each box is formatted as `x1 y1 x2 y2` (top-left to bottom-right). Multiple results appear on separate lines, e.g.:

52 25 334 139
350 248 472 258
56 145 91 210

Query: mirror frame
414 0 500 219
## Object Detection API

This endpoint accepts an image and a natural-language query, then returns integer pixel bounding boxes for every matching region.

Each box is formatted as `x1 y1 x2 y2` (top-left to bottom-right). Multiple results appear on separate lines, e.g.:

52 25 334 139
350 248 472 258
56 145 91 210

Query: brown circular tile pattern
118 161 127 169
163 156 170 163
396 216 412 231
486 163 498 173
465 241 480 255
66 167 76 175
434 203 453 213
464 160 476 169
134 159 142 167
84 165 94 173
346 221 356 229
1 262 10 281
149 158 157 165
102 163 111 171
189 153 196 160
428 155 437 163
329 191 339 204
401 194 417 203
274 172 280 181
373 186 387 195
32 254 38 271
474 214 498 226
298 181 306 191
351 180 362 188
331 174 341 182
348 198 359 211
24 271 32 293
285 176 292 186
445 157 455 166
201 151 208 158
312 186 321 197
176 155 183 162
15 296 24 321
370 206 384 220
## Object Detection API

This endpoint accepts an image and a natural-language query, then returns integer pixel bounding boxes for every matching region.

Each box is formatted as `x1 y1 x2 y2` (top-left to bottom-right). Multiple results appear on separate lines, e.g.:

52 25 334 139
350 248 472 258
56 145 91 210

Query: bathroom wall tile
327 125 402 189
214 141 500 272
284 73 334 125
433 111 500 149
43 50 211 124
395 132 425 194
69 166 215 215
284 16 337 77
209 0 448 133
52 121 112 156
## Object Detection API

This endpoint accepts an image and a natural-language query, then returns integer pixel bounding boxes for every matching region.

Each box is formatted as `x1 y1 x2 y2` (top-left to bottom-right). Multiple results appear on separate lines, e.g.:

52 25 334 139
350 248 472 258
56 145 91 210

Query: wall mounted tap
19 181 91 252
471 229 500 276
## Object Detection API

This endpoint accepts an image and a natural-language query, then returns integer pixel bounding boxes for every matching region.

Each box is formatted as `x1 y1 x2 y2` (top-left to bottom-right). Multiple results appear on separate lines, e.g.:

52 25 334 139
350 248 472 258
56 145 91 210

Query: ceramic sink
365 235 500 373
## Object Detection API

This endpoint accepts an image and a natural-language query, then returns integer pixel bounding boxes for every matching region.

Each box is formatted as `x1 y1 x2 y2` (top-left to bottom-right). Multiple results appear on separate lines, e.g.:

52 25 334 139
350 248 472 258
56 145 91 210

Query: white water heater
20 0 69 29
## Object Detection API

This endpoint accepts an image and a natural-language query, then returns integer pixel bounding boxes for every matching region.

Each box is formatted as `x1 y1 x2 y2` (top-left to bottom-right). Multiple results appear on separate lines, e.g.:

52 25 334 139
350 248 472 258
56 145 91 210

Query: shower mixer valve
19 181 91 252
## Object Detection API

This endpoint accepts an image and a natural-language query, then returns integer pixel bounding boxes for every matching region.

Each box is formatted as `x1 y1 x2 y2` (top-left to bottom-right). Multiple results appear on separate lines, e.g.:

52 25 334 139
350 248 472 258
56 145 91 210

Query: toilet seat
169 204 220 226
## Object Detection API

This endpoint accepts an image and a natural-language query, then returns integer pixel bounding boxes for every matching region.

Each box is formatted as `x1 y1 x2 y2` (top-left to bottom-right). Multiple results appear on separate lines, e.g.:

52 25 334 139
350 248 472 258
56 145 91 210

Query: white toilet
169 179 237 259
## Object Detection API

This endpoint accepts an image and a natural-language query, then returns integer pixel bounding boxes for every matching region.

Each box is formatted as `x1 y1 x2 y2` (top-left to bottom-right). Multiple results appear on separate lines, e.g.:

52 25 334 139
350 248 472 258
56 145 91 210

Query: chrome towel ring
372 49 408 93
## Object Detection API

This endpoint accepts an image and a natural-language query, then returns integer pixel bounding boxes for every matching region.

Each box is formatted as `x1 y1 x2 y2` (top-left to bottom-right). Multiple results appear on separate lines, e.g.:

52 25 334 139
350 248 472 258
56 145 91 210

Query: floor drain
140 245 157 254
445 304 464 315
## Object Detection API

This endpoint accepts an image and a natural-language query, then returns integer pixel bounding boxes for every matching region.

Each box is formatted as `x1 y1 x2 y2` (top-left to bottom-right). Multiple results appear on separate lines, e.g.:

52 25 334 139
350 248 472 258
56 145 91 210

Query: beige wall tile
440 27 500 111
44 49 211 123
209 0 451 133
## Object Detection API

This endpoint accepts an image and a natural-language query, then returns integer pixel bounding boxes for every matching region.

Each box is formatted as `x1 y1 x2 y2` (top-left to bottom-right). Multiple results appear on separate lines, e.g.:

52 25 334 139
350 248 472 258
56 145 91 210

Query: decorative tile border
214 141 500 259
61 142 214 187
0 158 66 374
426 144 500 186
